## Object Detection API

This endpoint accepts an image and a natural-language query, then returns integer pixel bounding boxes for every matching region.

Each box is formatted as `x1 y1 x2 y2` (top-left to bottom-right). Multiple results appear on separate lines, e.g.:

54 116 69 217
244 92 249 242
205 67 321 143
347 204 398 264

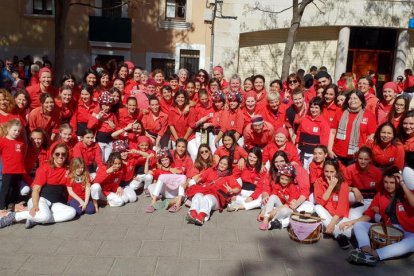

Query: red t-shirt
314 178 349 218
66 177 88 201
0 137 26 174
33 164 68 187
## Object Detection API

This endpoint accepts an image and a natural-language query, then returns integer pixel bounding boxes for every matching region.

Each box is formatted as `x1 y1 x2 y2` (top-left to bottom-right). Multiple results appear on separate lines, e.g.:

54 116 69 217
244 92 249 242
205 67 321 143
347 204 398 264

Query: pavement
0 196 413 276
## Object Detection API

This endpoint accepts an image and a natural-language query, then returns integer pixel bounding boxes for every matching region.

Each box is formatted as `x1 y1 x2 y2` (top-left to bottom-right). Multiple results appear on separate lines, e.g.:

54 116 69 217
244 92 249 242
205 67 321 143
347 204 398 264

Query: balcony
89 16 132 46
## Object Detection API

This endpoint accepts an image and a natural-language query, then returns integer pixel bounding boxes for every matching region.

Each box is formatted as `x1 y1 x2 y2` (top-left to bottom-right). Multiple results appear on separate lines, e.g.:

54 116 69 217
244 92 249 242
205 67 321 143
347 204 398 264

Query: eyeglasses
54 152 67 158
6 63 12 66
288 80 298 84
198 74 206 78
200 150 210 154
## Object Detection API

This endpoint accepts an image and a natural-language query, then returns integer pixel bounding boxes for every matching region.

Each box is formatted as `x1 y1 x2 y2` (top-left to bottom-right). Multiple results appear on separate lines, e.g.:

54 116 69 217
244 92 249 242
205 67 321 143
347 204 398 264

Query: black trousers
0 174 22 209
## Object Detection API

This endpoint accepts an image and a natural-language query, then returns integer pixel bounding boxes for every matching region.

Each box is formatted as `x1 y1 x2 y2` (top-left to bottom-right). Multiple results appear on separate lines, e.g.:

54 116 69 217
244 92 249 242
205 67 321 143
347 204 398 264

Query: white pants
232 190 262 210
129 174 153 190
148 179 185 199
302 152 313 172
189 193 218 221
402 166 414 190
314 204 362 238
26 197 76 224
354 221 414 260
18 180 31 196
90 183 137 207
98 142 113 163
263 195 293 220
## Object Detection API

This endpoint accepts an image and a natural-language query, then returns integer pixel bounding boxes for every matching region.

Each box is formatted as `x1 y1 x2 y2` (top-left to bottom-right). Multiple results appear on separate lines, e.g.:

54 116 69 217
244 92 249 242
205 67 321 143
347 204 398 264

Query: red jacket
72 141 103 168
94 165 124 195
87 107 118 133
117 107 142 129
168 106 195 141
314 178 349 218
345 163 382 193
69 101 96 134
141 110 168 137
243 122 275 149
262 141 301 165
233 166 267 200
296 114 330 152
365 192 414 232
366 140 405 170
256 104 287 130
218 108 244 135
322 102 339 125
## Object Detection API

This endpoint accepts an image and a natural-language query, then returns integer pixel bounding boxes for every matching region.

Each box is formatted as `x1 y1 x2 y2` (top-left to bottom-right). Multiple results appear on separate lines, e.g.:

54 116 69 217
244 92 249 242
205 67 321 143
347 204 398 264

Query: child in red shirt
66 158 95 216
214 131 247 169
0 119 26 210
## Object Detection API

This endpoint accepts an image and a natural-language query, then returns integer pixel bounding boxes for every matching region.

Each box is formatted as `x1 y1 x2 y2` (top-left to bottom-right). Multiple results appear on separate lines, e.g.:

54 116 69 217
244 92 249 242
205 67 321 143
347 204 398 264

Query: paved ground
0 196 413 276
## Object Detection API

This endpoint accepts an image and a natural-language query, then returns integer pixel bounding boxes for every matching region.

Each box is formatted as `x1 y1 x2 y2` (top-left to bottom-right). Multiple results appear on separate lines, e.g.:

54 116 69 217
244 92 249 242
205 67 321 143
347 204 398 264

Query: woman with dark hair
159 85 174 114
295 97 330 171
185 80 198 107
168 90 195 146
195 69 210 89
213 130 247 169
96 70 110 94
376 82 398 124
366 122 404 170
60 73 79 101
269 79 283 94
322 84 339 123
243 77 253 93
385 94 409 128
281 73 303 105
227 147 267 211
55 85 76 124
398 111 414 190
28 93 60 140
314 159 357 249
83 69 98 88
207 78 221 96
186 156 240 225
114 63 129 83
188 144 214 178
252 74 267 105
69 84 96 138
142 96 169 149
25 144 77 228
14 89 31 126
125 67 143 99
328 90 377 166
342 167 414 266
357 76 378 116
110 82 124 113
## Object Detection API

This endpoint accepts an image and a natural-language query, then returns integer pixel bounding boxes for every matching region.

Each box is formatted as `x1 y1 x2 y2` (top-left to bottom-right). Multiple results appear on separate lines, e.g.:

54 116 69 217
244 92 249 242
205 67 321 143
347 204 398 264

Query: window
151 58 176 78
179 49 200 77
33 0 53 15
165 0 186 20
102 0 123 18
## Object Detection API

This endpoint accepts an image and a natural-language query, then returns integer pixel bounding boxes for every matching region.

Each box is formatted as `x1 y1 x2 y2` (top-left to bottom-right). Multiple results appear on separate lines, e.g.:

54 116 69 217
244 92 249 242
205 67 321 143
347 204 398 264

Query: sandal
168 205 181 213
145 205 156 213
185 210 197 224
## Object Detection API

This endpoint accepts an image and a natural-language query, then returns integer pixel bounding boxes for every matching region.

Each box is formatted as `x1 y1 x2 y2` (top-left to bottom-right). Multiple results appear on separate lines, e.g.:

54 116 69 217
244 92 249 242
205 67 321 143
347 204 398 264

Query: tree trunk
54 0 70 86
281 0 313 81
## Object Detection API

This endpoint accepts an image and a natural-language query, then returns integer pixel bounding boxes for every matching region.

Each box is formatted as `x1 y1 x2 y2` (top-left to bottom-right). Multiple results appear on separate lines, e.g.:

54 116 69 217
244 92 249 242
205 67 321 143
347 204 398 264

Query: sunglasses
200 150 210 154
54 152 67 157
6 63 12 66
198 74 206 78
288 80 298 84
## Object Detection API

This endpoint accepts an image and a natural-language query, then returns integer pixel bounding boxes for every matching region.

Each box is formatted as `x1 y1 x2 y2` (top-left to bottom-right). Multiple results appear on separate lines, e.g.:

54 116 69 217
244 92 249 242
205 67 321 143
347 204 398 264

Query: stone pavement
0 197 413 276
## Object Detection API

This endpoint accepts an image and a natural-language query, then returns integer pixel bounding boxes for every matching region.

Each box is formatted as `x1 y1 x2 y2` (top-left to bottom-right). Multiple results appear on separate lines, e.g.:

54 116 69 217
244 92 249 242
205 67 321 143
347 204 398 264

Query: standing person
168 90 195 148
55 85 76 124
242 91 259 128
398 111 414 189
0 119 26 210
28 93 61 140
142 96 169 149
178 68 189 88
328 90 377 166
322 84 339 123
195 69 210 89
212 66 229 90
257 92 287 131
70 84 96 138
0 89 21 124
285 89 307 140
357 77 378 116
281 73 302 105
243 77 253 93
242 115 275 150
376 82 397 124
252 75 268 106
26 67 57 110
342 168 414 266
66 158 95 216
25 144 77 229
385 94 409 128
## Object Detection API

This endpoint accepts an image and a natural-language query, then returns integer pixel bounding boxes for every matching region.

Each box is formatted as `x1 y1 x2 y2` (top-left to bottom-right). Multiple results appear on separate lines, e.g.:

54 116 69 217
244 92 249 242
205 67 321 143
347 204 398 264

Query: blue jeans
68 199 95 216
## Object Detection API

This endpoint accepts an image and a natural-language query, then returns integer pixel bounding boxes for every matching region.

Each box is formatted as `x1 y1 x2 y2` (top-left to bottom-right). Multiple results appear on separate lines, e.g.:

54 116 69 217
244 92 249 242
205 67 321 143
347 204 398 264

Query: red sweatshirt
314 178 349 218
0 137 26 174
94 165 124 195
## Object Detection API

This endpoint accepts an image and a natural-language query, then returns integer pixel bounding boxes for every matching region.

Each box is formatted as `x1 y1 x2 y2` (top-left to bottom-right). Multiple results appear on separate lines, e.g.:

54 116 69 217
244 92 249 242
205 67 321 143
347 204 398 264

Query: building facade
0 0 211 78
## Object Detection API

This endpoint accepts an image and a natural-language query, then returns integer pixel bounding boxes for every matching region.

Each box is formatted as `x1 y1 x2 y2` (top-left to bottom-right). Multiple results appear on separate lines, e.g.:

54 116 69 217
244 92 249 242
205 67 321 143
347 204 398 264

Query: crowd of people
0 55 413 267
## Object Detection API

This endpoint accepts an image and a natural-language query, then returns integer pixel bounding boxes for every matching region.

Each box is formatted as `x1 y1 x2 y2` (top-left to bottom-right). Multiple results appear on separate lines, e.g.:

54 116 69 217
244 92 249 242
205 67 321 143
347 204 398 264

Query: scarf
337 107 364 155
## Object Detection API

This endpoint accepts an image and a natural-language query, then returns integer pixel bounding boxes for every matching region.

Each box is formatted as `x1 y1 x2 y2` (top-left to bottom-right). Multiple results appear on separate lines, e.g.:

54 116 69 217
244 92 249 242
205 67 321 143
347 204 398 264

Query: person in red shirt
25 144 77 229
243 115 275 150
366 122 405 170
210 91 226 153
262 127 301 168
90 152 131 212
385 94 409 128
47 123 77 161
314 159 357 249
171 138 193 177
328 90 377 166
214 131 247 169
242 91 259 128
259 164 300 230
112 120 151 150
168 90 195 146
66 158 95 216
72 129 102 179
14 90 31 127
24 128 49 188
0 119 26 209
357 77 378 117
309 145 328 186
322 84 339 124
341 168 414 265
214 91 244 147
243 77 253 93
0 89 21 125
285 89 307 139
142 96 169 149
296 97 330 171
399 111 414 190
252 75 268 106
187 144 214 179
186 80 198 107
212 66 229 91
124 67 144 99
195 69 210 90
28 92 61 141
117 97 142 130
70 84 96 138
376 82 398 124
186 156 240 226
345 147 382 217
178 68 188 89
54 85 76 124
87 91 118 162
168 74 180 94
159 85 174 114
26 67 57 110
256 92 288 131
227 147 267 211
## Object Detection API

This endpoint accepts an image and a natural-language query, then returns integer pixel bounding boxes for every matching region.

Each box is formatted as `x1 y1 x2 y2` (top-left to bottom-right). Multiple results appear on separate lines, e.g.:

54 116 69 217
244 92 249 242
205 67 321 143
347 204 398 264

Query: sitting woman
259 164 300 230
186 156 240 226
341 168 414 266
314 159 361 249
25 144 77 229
214 130 247 169
227 147 267 212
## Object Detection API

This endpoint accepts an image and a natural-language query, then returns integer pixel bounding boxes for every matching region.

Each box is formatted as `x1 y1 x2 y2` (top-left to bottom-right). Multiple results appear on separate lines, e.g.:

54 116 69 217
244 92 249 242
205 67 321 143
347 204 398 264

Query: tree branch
312 1 325 14
69 0 129 10
252 2 299 14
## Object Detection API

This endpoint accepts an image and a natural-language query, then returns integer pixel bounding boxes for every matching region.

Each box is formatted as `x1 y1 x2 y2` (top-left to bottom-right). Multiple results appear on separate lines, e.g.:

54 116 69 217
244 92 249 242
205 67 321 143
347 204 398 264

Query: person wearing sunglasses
25 144 76 229
195 69 210 89
281 73 302 105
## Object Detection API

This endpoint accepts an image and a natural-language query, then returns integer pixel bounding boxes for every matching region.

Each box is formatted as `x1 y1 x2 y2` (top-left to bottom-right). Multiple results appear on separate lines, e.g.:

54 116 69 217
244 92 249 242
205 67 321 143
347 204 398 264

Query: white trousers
354 221 414 260
302 152 313 173
314 204 362 238
18 180 31 196
98 142 113 163
402 166 414 190
189 193 218 221
148 175 186 198
26 197 76 224
129 174 153 190
232 190 262 210
90 183 137 207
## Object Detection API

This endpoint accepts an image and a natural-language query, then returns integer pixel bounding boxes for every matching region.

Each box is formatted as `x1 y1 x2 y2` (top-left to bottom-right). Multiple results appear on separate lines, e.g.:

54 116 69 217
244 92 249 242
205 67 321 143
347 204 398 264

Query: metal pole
209 0 217 73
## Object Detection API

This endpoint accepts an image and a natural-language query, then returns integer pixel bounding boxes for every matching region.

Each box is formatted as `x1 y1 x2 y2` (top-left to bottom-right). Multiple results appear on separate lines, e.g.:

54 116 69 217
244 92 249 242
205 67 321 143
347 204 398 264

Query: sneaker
194 212 206 226
25 219 37 229
349 249 378 266
0 212 15 228
336 234 350 250
185 210 197 224
268 219 282 230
